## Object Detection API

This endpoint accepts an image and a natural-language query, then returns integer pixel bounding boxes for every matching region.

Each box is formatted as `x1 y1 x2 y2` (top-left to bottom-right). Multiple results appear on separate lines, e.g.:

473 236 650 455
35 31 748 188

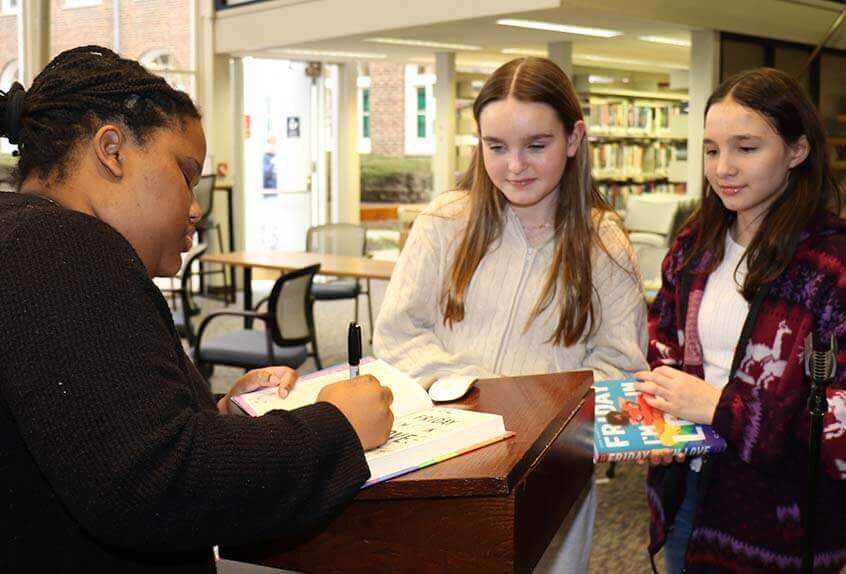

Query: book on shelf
232 358 514 487
586 98 681 138
591 141 672 181
593 378 727 463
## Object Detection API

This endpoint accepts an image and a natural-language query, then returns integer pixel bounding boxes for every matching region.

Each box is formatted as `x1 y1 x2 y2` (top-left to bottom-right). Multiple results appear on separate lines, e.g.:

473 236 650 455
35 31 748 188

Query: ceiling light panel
501 48 548 57
367 37 482 51
576 54 688 70
275 48 387 59
638 35 691 47
496 19 622 39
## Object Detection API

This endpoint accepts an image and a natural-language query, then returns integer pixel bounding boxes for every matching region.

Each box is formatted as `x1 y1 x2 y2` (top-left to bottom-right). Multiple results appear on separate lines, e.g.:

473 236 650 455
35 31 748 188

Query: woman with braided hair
0 46 394 573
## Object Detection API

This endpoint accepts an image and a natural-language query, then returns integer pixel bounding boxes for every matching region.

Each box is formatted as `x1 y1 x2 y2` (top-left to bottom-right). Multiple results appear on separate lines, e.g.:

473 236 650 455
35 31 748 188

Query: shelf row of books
599 181 687 212
584 99 682 138
591 141 685 182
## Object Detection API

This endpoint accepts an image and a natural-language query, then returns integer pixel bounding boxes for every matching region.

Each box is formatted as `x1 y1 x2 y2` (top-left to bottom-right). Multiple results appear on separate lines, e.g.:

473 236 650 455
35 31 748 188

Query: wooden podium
221 371 595 573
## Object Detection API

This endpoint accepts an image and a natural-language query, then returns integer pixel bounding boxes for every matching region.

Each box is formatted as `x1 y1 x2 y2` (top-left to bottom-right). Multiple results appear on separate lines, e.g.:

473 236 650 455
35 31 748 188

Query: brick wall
0 0 190 84
50 0 114 56
120 0 191 67
0 14 18 81
369 62 404 157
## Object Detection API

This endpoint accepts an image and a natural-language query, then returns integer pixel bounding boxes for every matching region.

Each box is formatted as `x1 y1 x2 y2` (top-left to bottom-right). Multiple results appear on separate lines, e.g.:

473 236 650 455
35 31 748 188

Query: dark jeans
664 468 700 574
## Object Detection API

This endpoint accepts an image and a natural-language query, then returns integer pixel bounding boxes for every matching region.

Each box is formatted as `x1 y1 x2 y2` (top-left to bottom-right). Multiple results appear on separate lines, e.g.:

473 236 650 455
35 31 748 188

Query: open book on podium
232 358 515 487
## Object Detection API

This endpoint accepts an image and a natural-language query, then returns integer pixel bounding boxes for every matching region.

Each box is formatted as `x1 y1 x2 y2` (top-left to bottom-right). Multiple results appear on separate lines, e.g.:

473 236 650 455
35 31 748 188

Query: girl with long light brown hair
375 57 648 572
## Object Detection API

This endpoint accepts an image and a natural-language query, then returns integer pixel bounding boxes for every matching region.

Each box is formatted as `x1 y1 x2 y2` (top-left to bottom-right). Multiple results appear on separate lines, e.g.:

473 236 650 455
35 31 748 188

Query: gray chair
193 264 322 378
307 223 373 340
159 243 207 346
194 174 231 304
624 195 681 283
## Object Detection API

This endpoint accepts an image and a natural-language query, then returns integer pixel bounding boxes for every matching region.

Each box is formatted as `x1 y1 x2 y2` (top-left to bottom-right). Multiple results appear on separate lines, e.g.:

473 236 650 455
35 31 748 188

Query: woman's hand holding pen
634 366 720 425
318 375 394 451
218 366 298 414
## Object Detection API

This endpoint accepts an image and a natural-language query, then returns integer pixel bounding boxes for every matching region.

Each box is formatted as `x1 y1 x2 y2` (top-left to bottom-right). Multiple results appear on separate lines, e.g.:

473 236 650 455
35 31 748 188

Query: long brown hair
441 57 616 346
684 68 841 298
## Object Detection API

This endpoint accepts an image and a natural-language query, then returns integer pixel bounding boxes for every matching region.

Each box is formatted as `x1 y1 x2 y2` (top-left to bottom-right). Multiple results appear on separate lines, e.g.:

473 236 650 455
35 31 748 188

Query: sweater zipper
492 244 537 374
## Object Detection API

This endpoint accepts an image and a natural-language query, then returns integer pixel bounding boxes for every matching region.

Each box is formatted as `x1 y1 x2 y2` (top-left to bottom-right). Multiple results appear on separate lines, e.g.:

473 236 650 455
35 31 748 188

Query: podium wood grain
221 371 595 573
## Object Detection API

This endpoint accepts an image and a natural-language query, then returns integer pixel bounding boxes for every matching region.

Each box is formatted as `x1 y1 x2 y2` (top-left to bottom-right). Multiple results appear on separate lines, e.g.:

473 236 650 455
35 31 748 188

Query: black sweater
0 193 370 573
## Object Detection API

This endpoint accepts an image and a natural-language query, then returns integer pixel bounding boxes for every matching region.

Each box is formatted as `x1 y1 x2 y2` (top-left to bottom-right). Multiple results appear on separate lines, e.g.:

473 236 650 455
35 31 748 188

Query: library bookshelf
582 88 689 212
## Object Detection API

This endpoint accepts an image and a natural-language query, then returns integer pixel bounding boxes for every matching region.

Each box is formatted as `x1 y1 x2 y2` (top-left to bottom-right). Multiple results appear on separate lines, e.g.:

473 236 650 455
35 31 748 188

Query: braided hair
0 45 200 187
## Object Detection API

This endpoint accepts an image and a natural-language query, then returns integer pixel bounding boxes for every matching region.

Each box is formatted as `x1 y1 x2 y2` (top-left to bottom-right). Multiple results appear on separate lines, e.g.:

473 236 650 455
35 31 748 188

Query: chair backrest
267 263 321 347
179 243 208 316
631 242 668 283
306 223 366 257
624 194 680 237
194 174 216 216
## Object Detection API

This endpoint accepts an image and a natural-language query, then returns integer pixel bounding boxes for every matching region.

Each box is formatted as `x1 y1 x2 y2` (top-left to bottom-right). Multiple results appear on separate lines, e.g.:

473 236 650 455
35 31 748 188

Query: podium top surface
357 370 593 501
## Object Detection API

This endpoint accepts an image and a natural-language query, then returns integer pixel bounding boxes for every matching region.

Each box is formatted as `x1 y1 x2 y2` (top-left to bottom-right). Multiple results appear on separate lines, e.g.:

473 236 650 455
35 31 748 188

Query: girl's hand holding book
633 367 720 425
218 366 298 414
639 450 686 467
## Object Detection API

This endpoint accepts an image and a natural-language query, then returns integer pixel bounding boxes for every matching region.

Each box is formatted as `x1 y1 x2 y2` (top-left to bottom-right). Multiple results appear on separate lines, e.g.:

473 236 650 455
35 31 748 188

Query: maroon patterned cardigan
645 211 846 573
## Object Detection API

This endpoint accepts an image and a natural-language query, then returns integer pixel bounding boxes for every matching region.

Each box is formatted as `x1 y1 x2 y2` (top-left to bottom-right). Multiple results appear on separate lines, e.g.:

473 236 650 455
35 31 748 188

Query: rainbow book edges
593 378 727 463
232 358 514 487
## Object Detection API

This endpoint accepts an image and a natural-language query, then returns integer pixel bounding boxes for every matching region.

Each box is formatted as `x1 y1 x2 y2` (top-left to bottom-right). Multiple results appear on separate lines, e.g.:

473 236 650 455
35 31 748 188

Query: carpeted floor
592 462 653 573
188 278 655 573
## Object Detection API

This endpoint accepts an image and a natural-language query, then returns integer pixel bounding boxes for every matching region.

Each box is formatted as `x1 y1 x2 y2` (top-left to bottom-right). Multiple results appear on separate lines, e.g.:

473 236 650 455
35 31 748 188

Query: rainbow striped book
232 358 514 487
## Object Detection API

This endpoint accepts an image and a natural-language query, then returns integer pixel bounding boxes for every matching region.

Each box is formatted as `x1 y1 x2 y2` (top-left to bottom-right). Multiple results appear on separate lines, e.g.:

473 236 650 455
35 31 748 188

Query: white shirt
698 231 750 391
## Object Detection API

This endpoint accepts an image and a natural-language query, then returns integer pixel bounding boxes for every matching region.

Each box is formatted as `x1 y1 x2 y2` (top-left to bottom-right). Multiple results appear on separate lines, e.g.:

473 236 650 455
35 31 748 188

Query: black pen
347 321 362 378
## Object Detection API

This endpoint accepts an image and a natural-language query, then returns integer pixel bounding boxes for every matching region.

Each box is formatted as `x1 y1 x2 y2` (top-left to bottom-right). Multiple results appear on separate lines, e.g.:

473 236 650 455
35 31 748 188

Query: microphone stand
802 333 837 574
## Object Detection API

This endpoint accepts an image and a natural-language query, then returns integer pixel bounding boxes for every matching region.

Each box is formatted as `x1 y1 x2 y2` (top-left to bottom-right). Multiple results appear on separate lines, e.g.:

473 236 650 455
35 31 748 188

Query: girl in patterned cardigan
635 68 846 573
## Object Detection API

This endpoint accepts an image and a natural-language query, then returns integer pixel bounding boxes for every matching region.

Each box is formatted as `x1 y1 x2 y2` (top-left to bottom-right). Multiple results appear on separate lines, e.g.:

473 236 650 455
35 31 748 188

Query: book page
233 358 433 418
366 407 500 459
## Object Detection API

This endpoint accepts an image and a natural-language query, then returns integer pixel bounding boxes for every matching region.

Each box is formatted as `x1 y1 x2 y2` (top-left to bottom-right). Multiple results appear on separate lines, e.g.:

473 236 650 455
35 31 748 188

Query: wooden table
201 250 395 327
221 371 595 573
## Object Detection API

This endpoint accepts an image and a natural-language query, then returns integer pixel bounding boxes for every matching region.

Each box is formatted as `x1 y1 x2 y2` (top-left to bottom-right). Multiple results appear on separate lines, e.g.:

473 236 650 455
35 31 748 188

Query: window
1 0 19 14
357 75 371 154
63 0 102 7
416 86 426 138
0 60 20 155
362 88 371 138
404 64 435 155
49 6 195 95
140 49 196 99
0 59 18 93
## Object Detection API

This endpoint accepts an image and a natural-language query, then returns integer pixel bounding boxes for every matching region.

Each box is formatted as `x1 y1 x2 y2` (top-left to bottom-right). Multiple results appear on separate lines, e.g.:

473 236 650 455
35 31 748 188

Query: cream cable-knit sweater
374 191 649 383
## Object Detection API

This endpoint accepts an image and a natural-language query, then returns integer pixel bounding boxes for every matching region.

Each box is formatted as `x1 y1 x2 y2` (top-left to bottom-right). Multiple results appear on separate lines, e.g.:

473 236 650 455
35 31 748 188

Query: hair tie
3 82 26 145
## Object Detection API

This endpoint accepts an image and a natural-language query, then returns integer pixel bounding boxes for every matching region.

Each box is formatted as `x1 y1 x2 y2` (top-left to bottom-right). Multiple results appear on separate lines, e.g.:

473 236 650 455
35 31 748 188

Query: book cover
232 358 515 487
593 378 727 463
